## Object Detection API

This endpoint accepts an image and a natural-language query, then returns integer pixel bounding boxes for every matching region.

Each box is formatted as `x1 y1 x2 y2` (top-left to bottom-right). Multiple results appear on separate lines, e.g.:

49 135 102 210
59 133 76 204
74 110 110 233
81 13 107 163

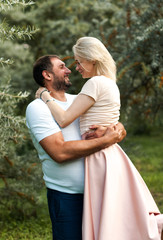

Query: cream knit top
79 76 120 135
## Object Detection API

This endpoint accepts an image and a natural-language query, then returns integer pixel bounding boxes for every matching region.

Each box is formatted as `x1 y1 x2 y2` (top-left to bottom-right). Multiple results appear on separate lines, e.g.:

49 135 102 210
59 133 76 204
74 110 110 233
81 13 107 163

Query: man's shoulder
26 99 46 112
27 98 44 108
26 99 50 119
26 99 61 141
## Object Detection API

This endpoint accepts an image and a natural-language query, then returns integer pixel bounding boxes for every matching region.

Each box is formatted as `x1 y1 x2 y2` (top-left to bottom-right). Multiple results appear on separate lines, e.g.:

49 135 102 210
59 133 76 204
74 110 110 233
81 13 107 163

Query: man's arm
39 125 122 163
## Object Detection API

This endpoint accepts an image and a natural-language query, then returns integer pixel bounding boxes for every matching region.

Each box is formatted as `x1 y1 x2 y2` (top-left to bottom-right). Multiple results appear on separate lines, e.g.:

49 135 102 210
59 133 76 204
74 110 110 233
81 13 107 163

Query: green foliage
115 0 163 132
0 57 13 65
0 40 35 94
0 0 39 93
0 0 42 218
0 0 34 11
0 19 38 40
0 79 28 155
0 78 43 217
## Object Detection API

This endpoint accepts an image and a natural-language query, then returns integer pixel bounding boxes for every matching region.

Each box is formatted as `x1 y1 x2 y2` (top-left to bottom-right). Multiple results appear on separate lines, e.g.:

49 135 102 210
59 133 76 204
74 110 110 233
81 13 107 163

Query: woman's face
75 56 96 79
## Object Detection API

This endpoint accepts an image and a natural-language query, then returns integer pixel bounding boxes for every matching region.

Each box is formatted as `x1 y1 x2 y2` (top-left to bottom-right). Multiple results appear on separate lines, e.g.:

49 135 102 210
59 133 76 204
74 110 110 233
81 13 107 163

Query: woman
36 37 162 240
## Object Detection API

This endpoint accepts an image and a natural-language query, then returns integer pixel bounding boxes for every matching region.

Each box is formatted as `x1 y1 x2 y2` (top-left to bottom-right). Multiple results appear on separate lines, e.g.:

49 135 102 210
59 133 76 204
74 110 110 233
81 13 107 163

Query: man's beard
52 73 72 91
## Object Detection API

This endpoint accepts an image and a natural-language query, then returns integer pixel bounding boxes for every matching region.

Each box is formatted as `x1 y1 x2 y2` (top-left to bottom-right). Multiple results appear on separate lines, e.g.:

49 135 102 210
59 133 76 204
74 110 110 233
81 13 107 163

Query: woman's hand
35 87 51 103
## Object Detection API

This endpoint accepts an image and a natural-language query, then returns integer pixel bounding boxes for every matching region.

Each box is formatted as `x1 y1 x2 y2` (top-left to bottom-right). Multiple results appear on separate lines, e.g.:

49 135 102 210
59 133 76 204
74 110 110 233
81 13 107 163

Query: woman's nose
76 65 80 71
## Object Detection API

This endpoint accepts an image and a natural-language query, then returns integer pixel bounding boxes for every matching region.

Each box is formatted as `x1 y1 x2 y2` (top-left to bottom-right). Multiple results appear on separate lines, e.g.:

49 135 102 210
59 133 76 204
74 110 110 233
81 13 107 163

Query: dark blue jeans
47 188 83 240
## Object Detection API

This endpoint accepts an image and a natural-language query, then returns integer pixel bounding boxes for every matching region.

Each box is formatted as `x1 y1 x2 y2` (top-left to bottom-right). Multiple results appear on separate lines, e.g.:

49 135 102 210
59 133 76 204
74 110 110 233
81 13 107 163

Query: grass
0 130 162 239
0 216 52 240
0 190 52 240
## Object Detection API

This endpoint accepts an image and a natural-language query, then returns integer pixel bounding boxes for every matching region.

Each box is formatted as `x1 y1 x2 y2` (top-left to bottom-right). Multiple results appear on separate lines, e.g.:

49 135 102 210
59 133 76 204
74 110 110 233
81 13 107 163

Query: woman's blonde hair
72 37 116 81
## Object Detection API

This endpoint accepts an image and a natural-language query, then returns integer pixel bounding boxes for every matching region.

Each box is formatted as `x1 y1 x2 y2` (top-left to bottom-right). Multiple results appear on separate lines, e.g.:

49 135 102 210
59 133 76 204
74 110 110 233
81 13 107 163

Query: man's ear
42 70 51 80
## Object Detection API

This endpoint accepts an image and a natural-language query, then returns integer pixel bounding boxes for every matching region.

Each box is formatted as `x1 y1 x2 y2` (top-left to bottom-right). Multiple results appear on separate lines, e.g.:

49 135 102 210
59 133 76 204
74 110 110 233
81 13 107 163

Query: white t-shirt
26 93 84 194
79 76 120 135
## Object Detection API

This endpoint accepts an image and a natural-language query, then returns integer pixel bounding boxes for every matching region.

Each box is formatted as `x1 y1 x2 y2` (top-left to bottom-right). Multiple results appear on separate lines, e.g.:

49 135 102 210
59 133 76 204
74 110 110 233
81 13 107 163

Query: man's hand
115 122 127 142
84 122 126 142
83 125 107 140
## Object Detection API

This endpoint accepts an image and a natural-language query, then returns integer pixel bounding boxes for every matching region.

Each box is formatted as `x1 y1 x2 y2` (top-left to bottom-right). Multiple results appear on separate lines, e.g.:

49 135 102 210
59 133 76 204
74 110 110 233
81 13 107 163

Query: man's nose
66 67 71 74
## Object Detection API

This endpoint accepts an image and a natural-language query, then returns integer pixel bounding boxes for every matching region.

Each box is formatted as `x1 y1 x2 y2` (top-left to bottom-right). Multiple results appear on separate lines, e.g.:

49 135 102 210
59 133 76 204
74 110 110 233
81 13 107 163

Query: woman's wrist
40 89 48 99
46 98 54 104
40 90 51 103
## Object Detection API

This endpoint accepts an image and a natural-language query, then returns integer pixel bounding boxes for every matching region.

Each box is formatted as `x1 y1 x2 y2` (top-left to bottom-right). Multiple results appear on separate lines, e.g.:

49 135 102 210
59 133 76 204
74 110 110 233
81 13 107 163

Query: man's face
50 58 72 91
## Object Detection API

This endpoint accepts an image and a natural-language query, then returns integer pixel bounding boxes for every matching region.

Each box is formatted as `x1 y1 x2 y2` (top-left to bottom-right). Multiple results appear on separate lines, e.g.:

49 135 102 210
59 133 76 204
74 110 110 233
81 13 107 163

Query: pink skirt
82 144 162 240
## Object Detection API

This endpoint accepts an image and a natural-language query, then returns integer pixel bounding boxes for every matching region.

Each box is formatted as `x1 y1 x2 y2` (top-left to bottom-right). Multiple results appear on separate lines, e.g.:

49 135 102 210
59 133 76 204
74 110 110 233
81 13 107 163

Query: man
26 55 126 240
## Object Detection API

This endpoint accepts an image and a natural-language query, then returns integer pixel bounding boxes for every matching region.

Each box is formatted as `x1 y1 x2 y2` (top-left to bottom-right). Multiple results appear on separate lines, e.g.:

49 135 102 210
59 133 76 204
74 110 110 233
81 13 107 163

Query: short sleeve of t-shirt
26 99 60 142
79 77 100 101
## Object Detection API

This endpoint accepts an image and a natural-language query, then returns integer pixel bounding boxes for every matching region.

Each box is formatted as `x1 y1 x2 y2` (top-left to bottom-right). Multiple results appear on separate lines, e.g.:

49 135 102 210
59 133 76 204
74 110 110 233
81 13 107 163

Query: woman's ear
92 60 96 65
42 70 51 80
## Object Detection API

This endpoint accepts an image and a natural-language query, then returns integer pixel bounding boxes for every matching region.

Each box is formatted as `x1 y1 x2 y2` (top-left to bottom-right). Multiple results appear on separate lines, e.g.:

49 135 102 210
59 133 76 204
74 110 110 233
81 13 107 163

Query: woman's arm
36 88 95 127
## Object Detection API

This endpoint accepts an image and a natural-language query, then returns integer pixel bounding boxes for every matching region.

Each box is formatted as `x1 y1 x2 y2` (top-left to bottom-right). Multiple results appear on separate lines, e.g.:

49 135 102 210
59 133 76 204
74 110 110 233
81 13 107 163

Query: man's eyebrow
59 63 65 67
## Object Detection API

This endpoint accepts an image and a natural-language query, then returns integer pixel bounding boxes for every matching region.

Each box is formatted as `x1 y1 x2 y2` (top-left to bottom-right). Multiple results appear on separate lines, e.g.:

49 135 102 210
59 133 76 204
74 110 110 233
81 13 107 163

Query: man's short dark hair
33 55 60 87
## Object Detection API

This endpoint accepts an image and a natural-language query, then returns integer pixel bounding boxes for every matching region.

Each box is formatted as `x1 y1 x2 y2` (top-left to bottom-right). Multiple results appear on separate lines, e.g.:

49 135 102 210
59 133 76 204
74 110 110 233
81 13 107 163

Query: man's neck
50 90 67 102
